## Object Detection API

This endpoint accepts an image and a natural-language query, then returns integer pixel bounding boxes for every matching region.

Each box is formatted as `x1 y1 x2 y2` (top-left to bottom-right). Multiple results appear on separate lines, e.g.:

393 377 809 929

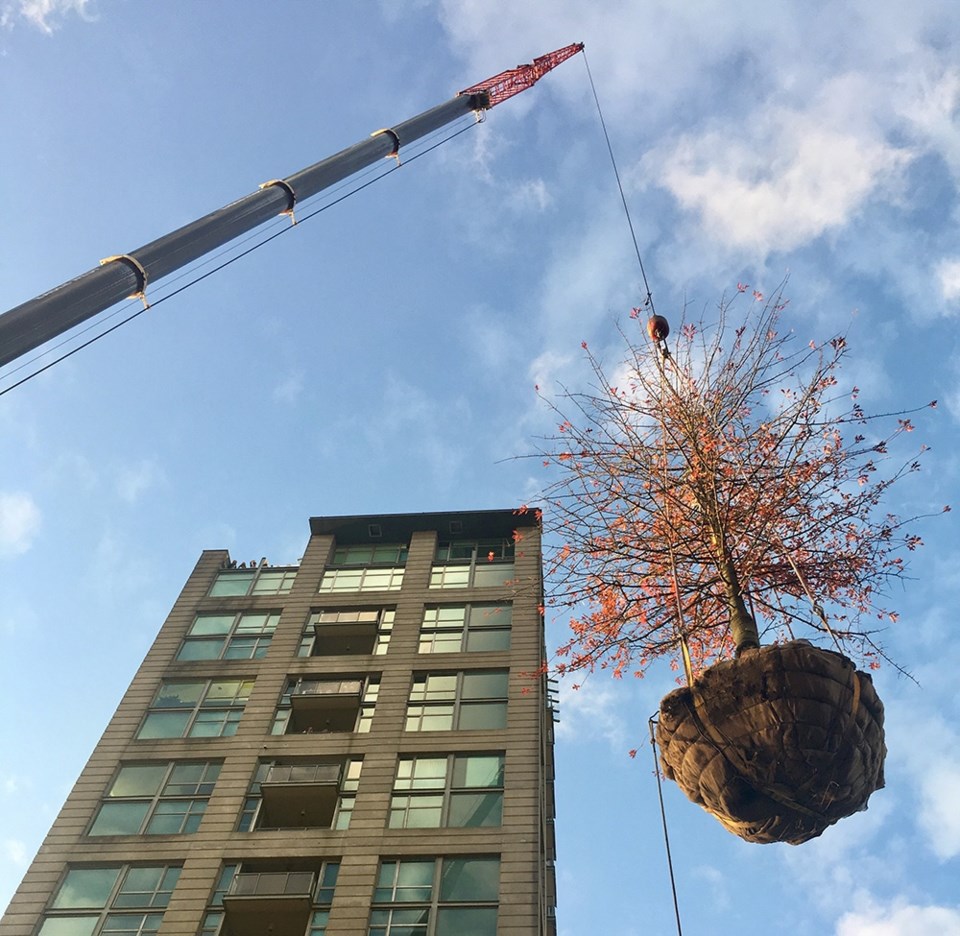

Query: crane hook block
647 315 670 343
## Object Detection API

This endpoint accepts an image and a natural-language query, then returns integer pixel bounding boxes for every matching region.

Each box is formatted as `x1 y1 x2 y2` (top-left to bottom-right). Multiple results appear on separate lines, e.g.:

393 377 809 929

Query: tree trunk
720 556 760 655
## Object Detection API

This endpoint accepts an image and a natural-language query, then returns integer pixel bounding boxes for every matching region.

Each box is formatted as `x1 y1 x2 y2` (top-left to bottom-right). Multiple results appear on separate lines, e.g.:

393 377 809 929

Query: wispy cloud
506 178 553 213
272 370 305 405
362 374 472 491
554 678 628 749
2 839 27 868
0 492 41 557
836 897 960 936
116 459 164 505
2 0 94 33
887 701 960 861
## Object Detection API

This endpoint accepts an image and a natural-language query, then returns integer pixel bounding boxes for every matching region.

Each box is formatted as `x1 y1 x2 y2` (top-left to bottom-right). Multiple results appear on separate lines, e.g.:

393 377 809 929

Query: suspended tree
536 287 942 843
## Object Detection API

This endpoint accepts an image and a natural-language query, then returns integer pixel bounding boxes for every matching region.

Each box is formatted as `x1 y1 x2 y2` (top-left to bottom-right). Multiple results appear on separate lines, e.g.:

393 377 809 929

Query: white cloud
649 81 912 256
116 459 164 504
507 178 553 213
894 66 960 182
554 678 628 749
691 864 731 913
836 898 960 936
0 492 41 557
2 0 94 33
528 349 574 396
936 258 960 303
887 702 960 860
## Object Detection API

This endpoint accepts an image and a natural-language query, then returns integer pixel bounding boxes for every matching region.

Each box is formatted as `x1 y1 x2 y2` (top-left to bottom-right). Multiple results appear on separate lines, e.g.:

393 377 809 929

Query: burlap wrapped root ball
656 640 885 845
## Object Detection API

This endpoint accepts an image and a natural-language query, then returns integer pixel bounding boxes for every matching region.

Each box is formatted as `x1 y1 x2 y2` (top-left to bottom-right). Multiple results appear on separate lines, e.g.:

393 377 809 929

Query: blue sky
1 1 959 934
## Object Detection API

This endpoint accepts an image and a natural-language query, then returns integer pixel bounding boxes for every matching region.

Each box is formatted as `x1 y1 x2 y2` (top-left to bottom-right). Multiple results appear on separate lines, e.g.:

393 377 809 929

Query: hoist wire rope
582 50 685 935
1 115 475 382
582 49 655 314
0 115 479 397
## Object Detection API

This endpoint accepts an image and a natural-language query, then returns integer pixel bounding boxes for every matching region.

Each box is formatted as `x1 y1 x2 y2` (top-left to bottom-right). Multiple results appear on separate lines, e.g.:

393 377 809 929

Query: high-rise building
1 509 556 936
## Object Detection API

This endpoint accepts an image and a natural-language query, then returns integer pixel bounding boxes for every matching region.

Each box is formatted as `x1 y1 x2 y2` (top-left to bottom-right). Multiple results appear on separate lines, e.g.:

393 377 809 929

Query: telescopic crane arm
0 42 583 371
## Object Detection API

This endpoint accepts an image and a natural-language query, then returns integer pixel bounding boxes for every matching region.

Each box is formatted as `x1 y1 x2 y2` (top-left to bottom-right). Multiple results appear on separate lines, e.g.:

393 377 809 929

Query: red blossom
537 285 937 680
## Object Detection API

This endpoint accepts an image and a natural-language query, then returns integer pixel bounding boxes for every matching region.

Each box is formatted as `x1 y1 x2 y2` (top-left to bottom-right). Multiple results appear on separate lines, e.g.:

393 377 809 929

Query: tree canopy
537 288 942 683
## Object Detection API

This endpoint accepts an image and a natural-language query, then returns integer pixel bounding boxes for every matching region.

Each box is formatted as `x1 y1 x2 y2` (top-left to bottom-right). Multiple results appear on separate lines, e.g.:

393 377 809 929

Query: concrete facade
1 510 556 936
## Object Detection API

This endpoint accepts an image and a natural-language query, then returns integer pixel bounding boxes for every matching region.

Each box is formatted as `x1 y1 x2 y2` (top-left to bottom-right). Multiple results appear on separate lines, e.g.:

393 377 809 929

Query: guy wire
649 715 684 936
0 118 478 397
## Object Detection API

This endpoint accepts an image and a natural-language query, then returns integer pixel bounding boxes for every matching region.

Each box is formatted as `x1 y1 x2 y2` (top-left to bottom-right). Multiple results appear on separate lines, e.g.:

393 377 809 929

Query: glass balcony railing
293 679 363 698
264 763 341 786
229 871 315 898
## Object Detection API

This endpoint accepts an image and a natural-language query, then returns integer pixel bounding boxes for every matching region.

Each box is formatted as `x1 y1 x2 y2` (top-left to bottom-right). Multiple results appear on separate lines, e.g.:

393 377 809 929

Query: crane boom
0 43 583 371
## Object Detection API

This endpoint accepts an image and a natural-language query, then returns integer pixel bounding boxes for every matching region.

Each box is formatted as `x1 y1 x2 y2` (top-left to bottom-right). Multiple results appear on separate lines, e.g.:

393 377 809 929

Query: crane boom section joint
99 254 149 309
259 179 298 224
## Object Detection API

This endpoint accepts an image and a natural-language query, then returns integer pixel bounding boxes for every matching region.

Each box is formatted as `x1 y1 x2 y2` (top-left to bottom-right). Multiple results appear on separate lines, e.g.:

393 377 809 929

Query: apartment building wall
1 509 556 936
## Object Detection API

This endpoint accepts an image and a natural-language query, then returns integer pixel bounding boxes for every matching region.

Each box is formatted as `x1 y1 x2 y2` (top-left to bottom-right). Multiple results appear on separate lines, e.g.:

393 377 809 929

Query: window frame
418 603 512 654
87 761 221 837
136 678 254 740
404 671 508 732
318 567 405 593
39 863 182 936
208 567 297 597
176 611 281 662
388 753 504 829
429 540 515 590
328 544 409 566
369 856 499 936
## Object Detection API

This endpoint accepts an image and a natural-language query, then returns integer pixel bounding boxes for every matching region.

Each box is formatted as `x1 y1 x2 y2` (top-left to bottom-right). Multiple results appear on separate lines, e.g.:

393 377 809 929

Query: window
39 864 181 936
88 761 220 836
318 567 404 592
208 567 297 597
318 543 407 593
177 612 280 661
198 863 238 936
298 608 394 657
389 754 504 828
237 759 362 831
330 544 408 565
429 540 514 589
405 671 508 732
271 677 379 735
370 857 498 936
419 604 511 653
201 863 337 936
136 679 253 740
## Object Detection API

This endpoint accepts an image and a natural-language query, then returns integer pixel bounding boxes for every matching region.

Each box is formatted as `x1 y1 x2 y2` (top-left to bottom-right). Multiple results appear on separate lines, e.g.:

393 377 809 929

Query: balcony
259 763 342 828
312 613 378 656
222 871 315 936
289 679 363 733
